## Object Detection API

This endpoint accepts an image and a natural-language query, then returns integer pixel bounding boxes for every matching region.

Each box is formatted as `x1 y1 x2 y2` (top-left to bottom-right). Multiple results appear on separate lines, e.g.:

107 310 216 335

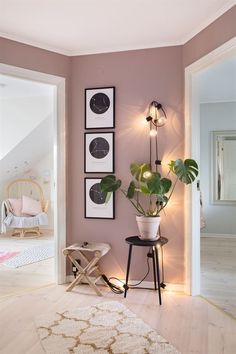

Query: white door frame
184 36 236 295
0 63 67 284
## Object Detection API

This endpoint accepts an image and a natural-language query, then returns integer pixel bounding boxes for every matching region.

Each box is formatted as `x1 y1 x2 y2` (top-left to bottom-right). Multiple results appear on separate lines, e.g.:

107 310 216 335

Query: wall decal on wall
84 132 114 173
84 178 115 219
85 87 115 129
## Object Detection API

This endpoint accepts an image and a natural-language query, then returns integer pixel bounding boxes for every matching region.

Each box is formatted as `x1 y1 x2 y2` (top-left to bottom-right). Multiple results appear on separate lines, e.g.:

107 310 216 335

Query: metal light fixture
145 100 167 170
146 101 167 127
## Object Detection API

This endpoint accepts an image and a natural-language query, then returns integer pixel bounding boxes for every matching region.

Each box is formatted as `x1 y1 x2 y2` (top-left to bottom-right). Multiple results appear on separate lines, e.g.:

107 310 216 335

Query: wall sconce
146 100 167 169
146 101 167 128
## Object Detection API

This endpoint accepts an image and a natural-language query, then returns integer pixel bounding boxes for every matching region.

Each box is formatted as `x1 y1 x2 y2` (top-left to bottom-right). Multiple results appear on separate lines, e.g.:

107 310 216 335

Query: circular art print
89 183 106 205
89 137 110 159
89 93 110 114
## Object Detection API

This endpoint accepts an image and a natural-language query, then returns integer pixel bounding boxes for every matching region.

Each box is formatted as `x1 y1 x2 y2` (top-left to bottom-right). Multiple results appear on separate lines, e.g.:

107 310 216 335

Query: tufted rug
35 301 180 354
0 251 19 263
2 241 54 268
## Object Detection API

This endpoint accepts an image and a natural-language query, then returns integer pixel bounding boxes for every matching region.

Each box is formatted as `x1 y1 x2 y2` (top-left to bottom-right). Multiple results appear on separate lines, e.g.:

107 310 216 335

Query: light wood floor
0 284 235 354
201 237 236 318
0 232 54 298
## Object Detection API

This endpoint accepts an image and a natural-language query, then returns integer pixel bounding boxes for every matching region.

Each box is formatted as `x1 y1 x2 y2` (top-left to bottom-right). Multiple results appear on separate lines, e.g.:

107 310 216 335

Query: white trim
201 233 236 239
0 1 235 57
0 31 182 56
200 99 236 104
184 36 236 296
0 63 67 285
181 1 236 45
66 276 184 293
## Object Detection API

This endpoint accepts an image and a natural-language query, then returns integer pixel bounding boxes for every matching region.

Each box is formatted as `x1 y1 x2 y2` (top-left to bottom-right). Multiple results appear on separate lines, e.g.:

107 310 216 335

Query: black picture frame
84 178 115 219
84 132 114 173
85 86 115 129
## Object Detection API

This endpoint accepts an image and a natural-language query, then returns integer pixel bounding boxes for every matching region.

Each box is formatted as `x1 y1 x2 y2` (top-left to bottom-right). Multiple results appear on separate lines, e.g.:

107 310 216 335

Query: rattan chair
5 179 49 238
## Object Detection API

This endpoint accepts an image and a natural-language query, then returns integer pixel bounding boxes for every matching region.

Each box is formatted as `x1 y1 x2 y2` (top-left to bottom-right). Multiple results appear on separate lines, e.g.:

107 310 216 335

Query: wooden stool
63 242 111 296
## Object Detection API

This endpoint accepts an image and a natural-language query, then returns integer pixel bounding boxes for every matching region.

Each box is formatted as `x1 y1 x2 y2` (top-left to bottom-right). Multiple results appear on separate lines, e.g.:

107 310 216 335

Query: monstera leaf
130 163 151 182
127 181 136 199
146 173 172 195
160 178 172 193
169 159 198 184
146 172 161 194
100 175 121 193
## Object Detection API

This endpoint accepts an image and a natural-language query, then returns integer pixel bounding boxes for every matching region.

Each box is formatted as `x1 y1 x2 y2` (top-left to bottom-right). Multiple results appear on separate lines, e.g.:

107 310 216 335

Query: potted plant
100 159 198 240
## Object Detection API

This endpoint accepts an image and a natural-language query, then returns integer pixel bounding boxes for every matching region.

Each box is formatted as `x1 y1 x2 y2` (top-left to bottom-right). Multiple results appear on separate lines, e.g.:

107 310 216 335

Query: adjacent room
0 75 55 297
0 1 236 354
198 56 236 317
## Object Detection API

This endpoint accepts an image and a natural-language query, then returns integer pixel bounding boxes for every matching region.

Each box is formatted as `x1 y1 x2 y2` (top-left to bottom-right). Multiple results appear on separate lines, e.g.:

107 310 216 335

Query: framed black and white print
85 87 115 129
84 132 114 173
84 178 115 219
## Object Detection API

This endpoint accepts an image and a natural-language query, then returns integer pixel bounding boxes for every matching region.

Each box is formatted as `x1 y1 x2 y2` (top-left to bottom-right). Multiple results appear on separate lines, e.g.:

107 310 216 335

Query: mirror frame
212 130 236 205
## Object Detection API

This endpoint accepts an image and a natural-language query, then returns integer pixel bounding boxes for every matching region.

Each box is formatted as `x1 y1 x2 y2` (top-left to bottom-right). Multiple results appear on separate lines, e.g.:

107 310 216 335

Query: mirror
212 130 236 204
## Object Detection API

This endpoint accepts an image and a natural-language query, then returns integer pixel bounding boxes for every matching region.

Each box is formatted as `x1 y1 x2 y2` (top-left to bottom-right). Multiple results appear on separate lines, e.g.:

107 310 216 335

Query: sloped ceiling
0 115 53 186
0 74 54 191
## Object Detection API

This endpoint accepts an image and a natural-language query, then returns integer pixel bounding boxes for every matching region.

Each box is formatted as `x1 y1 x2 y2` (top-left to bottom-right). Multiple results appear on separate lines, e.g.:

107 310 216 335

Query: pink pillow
22 195 42 216
8 198 22 216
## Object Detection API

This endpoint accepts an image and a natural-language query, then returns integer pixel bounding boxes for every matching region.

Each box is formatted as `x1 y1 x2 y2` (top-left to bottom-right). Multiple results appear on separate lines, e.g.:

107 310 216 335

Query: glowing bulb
149 129 157 137
143 171 152 179
149 105 156 119
156 115 167 127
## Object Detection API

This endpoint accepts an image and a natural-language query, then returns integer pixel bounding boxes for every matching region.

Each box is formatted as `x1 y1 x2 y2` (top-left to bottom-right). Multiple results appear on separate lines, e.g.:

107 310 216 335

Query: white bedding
4 212 48 228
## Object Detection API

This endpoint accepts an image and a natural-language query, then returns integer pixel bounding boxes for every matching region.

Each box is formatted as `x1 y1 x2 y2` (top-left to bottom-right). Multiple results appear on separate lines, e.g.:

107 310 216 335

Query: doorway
0 64 66 295
184 37 236 305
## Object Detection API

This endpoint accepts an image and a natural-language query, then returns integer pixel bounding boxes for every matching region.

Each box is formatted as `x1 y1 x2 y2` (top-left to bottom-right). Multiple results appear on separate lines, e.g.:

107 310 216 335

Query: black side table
124 236 168 305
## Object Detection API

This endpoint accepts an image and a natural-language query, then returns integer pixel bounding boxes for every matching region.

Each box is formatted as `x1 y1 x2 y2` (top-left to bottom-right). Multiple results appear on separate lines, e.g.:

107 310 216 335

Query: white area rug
2 241 54 268
35 301 180 354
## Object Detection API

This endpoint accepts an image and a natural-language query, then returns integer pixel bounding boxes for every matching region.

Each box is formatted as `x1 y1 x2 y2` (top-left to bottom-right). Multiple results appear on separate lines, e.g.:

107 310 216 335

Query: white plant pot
136 215 161 241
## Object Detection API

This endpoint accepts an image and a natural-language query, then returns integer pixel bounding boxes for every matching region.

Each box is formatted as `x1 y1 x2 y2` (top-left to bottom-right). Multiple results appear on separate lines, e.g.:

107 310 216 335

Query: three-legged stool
63 242 111 296
124 236 168 305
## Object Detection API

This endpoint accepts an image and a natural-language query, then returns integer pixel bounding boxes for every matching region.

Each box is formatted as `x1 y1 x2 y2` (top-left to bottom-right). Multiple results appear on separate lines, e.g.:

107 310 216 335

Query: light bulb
156 115 167 127
149 129 157 137
143 171 152 179
149 105 156 119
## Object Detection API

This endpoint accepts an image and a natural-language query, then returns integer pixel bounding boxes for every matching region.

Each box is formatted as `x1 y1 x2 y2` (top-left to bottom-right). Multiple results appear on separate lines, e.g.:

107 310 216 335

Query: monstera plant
100 159 198 240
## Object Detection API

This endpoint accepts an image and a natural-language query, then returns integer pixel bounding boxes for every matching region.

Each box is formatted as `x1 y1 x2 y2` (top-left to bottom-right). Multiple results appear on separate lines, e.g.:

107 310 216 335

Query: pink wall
0 37 70 78
69 46 185 283
0 38 71 237
183 5 236 67
1 5 235 285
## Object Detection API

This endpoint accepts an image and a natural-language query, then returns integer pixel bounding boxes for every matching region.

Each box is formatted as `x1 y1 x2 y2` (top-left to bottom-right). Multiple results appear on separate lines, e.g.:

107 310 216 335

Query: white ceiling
0 0 235 56
0 75 54 98
199 55 236 103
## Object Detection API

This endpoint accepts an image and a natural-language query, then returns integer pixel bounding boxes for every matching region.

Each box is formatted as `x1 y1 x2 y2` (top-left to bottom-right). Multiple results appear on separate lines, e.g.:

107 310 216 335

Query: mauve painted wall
0 37 71 236
0 37 70 78
183 5 236 67
69 46 185 283
0 5 235 284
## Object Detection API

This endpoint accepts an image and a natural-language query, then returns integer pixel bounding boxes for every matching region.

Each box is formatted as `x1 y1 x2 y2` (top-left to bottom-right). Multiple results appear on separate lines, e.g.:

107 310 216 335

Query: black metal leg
152 247 157 290
155 246 162 305
124 244 133 298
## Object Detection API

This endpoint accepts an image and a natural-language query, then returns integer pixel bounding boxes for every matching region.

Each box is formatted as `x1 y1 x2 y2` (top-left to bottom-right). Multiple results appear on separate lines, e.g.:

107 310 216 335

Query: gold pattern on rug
35 301 180 353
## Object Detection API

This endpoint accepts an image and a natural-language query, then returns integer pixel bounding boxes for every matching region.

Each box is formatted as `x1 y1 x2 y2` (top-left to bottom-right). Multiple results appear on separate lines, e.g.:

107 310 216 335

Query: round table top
125 236 168 247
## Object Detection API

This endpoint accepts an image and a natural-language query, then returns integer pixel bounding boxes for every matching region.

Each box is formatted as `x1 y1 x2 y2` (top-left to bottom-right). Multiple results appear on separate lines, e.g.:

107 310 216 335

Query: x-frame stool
63 242 111 296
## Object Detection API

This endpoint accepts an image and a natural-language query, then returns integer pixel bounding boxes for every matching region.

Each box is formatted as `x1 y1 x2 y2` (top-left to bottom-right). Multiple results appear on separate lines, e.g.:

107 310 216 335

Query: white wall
0 95 53 159
0 76 55 231
23 153 54 229
200 102 236 235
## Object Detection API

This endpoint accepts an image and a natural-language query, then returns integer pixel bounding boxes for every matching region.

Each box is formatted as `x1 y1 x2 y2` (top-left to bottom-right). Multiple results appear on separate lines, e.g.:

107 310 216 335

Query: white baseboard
201 233 236 239
65 275 184 293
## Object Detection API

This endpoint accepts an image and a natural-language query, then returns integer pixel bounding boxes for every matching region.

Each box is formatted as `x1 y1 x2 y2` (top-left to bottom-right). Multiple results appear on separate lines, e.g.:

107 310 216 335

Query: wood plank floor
201 237 236 318
0 233 54 298
0 283 235 354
